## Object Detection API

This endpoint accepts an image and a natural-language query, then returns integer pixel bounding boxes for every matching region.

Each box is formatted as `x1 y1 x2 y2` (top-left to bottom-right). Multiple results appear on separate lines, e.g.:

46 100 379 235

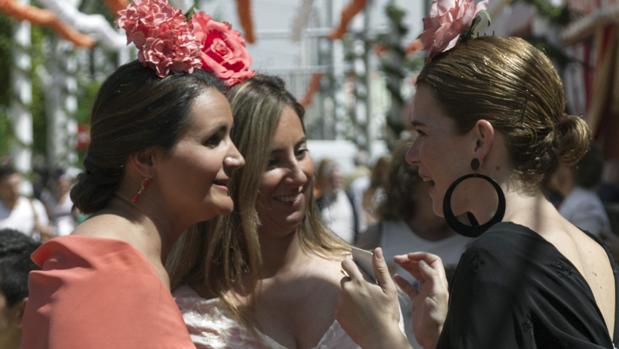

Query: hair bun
554 114 591 166
70 158 123 214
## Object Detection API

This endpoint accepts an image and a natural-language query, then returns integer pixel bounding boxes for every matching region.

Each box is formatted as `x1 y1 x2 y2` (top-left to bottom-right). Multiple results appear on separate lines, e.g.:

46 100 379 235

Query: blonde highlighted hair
167 74 349 326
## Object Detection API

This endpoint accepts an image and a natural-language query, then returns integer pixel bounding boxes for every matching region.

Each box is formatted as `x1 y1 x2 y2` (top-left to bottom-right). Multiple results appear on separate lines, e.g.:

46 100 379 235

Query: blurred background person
40 168 77 236
348 151 371 234
361 155 391 229
599 160 619 204
0 228 40 349
548 145 612 237
0 164 52 240
315 158 356 243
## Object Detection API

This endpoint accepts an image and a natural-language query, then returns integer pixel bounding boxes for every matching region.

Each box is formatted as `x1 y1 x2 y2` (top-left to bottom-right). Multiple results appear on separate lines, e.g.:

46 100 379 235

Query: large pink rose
419 0 488 59
192 12 256 86
117 0 183 47
118 0 202 77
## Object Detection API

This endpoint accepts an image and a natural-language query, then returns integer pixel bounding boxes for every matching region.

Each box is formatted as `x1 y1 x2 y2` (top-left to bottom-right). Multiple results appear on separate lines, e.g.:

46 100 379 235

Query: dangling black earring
442 172 506 238
470 158 480 171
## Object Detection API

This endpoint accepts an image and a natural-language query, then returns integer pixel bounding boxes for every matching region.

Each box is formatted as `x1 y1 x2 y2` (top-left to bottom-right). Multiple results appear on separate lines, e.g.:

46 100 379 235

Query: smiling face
406 85 474 217
154 89 244 224
255 106 313 238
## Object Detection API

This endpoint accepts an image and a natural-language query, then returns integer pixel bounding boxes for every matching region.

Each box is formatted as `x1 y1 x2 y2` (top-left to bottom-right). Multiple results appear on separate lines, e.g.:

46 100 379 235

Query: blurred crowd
0 159 79 242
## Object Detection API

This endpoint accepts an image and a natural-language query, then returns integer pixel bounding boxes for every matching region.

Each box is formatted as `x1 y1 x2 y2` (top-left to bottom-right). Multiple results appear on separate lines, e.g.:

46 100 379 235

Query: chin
216 200 235 215
203 197 234 219
284 212 305 228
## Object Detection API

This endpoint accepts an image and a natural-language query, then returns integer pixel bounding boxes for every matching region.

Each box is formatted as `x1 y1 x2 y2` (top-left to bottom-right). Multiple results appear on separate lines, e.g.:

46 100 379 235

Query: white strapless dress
174 285 362 349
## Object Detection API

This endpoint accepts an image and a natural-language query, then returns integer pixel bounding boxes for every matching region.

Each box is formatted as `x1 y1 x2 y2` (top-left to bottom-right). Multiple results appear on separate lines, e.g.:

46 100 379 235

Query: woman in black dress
335 16 617 349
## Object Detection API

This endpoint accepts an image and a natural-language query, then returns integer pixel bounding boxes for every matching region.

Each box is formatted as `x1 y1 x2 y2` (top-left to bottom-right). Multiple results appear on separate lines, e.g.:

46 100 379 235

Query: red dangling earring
131 177 152 204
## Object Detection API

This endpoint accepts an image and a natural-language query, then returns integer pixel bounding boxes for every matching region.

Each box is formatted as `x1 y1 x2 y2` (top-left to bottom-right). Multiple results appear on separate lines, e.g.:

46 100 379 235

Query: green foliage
75 80 101 124
526 35 573 70
375 1 413 148
0 15 14 156
0 15 13 107
30 26 48 158
514 0 571 26
79 0 116 23
0 109 13 156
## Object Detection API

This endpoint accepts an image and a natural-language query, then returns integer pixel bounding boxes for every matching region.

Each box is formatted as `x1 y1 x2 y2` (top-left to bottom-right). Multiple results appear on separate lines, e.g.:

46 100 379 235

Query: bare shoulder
72 214 137 242
304 252 349 287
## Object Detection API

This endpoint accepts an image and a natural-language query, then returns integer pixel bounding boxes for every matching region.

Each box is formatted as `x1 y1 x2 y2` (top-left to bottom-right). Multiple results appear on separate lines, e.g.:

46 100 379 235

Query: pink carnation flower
419 0 488 59
192 12 256 86
118 0 202 77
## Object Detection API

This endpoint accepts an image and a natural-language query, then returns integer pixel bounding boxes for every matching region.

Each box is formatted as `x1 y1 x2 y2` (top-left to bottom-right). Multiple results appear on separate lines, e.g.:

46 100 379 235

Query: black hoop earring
442 173 506 237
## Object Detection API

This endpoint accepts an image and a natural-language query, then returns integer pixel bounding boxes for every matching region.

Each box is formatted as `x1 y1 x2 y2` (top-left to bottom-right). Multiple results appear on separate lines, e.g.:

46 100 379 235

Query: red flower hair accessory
192 13 256 86
419 0 489 60
117 0 255 86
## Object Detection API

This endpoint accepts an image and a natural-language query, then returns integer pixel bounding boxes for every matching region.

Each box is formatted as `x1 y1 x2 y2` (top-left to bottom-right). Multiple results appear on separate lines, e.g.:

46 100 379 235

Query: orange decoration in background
329 0 367 40
0 0 95 48
301 73 323 108
236 0 255 44
404 39 423 55
104 0 129 16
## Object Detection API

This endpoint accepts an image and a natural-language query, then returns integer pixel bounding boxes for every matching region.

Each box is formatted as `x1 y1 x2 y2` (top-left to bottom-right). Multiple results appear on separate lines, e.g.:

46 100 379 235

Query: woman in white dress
168 75 363 349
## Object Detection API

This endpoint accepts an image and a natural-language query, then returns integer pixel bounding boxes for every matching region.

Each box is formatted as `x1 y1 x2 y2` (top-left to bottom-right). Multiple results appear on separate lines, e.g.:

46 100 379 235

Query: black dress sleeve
437 243 534 349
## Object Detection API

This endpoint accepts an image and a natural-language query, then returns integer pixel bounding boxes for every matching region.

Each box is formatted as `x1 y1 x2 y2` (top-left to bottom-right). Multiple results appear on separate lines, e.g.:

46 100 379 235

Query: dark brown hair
70 61 224 213
378 142 423 221
417 36 591 188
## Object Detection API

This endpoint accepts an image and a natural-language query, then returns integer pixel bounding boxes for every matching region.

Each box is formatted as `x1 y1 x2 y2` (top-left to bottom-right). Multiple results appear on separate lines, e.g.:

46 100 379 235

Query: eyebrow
411 120 426 128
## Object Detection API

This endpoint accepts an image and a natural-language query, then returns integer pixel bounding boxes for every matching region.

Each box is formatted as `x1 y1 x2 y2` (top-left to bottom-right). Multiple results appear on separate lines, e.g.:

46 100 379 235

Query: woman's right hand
393 252 449 349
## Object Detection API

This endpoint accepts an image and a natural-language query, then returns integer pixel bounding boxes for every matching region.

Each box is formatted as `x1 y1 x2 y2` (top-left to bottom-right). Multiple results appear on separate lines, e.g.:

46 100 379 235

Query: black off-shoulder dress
437 222 618 349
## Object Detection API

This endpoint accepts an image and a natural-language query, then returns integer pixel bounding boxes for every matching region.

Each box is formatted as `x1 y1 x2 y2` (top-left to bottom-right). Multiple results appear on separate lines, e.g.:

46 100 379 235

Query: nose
224 142 245 169
287 160 309 186
405 141 419 165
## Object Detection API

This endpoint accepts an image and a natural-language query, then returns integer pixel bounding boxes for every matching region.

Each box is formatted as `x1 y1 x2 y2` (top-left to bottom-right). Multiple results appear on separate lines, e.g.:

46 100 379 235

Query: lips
272 188 305 208
212 178 229 193
419 172 434 185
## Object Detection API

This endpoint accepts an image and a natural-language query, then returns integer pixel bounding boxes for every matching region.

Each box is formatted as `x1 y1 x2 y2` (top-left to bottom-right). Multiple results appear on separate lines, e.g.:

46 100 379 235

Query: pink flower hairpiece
418 0 490 60
117 0 255 86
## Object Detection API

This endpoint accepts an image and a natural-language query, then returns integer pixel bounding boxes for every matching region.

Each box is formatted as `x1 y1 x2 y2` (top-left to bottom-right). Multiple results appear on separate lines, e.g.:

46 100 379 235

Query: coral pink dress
21 235 195 349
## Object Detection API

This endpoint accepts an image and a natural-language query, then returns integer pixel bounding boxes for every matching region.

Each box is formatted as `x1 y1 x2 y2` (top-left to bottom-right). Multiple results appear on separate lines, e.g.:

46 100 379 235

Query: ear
127 147 158 178
472 119 495 164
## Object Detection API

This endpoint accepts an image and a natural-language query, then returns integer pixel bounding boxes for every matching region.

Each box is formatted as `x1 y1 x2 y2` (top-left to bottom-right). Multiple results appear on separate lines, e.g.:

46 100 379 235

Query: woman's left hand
336 247 411 349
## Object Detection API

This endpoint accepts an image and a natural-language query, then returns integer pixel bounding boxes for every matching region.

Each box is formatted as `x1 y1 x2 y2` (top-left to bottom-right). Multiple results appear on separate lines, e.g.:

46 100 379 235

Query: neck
501 188 559 231
107 195 185 263
258 230 305 278
408 216 453 241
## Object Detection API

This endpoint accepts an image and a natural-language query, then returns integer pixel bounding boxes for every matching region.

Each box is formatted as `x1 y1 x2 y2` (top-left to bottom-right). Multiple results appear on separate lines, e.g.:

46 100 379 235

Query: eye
415 128 427 137
203 128 227 148
266 157 280 169
295 146 308 159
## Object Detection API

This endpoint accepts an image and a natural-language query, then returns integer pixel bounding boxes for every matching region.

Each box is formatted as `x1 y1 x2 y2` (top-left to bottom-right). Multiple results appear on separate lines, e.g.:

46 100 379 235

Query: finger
394 259 424 281
341 257 364 282
394 274 418 300
372 247 396 293
402 252 442 264
339 274 352 289
405 252 448 288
